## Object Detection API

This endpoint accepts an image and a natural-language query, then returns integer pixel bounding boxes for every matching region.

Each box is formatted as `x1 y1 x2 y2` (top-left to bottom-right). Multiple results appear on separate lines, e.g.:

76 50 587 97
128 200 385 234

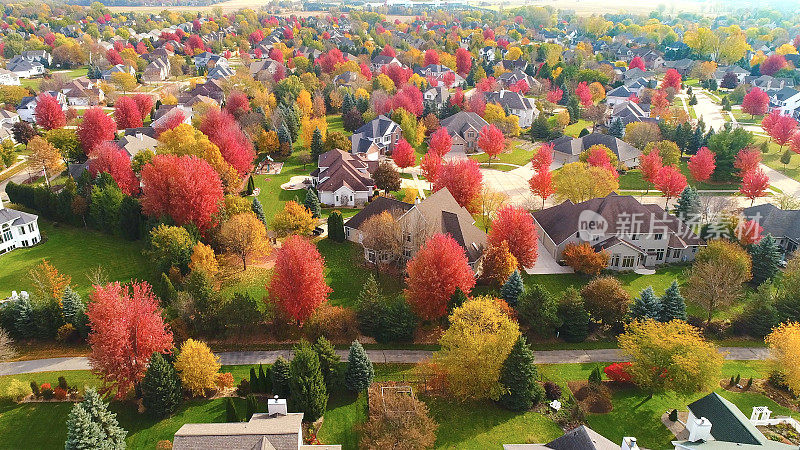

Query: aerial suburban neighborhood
2 0 800 448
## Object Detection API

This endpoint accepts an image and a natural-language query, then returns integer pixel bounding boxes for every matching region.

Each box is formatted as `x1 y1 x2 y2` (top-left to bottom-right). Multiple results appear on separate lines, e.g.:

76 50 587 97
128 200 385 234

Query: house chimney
621 437 639 450
687 416 713 442
268 395 287 416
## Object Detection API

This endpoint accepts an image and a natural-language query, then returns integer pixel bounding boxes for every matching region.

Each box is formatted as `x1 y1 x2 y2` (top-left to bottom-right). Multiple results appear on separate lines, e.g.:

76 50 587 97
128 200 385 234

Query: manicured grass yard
470 142 535 168
0 220 152 299
563 119 594 137
619 161 740 191
760 136 800 183
731 108 763 125
253 154 310 223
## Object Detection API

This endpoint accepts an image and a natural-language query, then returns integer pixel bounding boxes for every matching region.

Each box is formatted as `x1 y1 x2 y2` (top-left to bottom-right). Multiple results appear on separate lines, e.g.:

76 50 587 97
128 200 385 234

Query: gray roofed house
415 64 465 87
623 77 656 94
606 85 635 107
101 64 135 81
249 59 282 80
207 64 235 80
370 55 401 73
345 188 487 270
311 149 376 207
497 69 541 92
664 58 695 77
532 193 703 270
745 75 794 92
117 132 159 159
608 100 655 128
423 85 452 111
623 67 654 80
350 115 402 159
498 59 529 72
484 90 538 127
672 392 794 449
439 111 490 154
173 411 340 450
0 196 41 255
7 58 46 78
743 203 800 257
503 425 626 450
549 132 642 168
333 71 360 87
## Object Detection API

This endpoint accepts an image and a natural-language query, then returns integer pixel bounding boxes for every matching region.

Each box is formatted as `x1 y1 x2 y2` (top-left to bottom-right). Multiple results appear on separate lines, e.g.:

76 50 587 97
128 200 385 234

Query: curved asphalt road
0 347 770 376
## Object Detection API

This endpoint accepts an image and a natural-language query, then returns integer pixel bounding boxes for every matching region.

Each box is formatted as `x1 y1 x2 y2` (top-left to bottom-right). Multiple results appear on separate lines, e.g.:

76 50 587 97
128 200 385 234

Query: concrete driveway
525 242 574 275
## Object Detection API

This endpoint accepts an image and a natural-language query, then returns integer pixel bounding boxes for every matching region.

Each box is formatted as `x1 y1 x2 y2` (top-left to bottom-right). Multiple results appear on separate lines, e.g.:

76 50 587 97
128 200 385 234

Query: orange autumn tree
28 259 71 304
562 242 609 275
404 234 476 320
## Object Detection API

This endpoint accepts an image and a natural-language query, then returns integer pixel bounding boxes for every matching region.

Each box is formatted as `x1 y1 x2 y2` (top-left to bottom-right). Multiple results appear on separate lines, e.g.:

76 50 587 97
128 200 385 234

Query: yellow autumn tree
588 82 605 104
296 89 313 117
174 339 221 397
619 319 723 395
27 136 65 188
219 212 270 270
28 259 71 304
766 322 800 394
271 201 316 237
157 124 240 191
189 242 219 276
553 162 619 203
750 50 767 67
301 116 328 148
428 296 520 400
776 44 798 56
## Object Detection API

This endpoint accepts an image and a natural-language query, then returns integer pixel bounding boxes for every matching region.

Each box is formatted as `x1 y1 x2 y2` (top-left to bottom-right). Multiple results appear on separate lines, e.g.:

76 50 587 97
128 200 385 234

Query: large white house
0 197 41 256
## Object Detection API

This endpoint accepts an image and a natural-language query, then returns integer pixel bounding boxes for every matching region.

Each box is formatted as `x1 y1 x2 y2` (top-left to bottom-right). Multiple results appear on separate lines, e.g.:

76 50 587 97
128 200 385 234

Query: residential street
0 347 771 376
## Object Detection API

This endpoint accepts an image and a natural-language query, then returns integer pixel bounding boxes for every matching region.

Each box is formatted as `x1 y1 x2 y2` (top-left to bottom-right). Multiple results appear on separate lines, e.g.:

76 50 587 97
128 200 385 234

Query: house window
671 249 681 258
18 226 25 235
654 233 663 240
32 237 37 244
345 228 350 239
621 256 635 268
405 233 411 243
403 249 412 258
611 254 620 267
367 250 376 263
656 249 664 261
28 223 34 232
631 234 639 240
1 225 11 242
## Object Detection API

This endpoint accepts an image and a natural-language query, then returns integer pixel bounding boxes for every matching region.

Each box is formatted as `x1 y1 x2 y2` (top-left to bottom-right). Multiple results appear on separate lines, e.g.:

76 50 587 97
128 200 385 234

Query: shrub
746 377 753 389
56 323 77 342
669 409 678 421
216 373 235 390
41 383 54 400
357 295 418 344
588 367 603 385
236 379 251 396
54 387 68 400
30 381 40 398
544 381 562 400
360 382 438 449
5 379 31 402
304 304 359 342
58 376 69 391
603 362 633 383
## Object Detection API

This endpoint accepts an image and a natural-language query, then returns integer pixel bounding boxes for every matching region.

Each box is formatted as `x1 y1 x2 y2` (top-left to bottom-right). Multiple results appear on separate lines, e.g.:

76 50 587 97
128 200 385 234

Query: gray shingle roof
743 203 800 242
550 132 641 163
344 196 413 229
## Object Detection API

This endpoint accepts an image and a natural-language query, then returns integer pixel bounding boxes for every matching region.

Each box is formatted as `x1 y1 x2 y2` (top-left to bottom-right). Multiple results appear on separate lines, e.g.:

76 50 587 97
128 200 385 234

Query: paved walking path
0 347 771 376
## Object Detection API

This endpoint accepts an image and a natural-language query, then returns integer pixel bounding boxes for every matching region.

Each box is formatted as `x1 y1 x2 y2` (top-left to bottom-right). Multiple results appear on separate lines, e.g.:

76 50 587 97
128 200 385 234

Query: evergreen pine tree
304 189 321 218
285 105 301 142
13 296 34 339
252 198 268 227
740 299 779 338
529 114 550 140
271 357 291 398
566 94 580 123
118 195 142 240
344 340 374 393
160 273 178 305
277 122 292 145
557 288 589 343
65 388 127 449
609 118 624 138
781 150 792 170
327 211 345 242
141 352 182 419
289 341 328 423
630 286 661 320
341 94 354 116
61 287 87 333
688 121 706 154
225 397 240 422
500 270 524 307
498 336 543 411
246 175 255 196
311 128 324 161
658 281 687 322
249 367 259 393
750 234 782 285
313 336 340 390
588 366 603 385
258 364 269 393
674 186 701 220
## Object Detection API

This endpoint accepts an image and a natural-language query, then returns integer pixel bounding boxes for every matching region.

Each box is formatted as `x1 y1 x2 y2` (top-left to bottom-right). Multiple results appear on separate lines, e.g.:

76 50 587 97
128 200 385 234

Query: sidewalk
0 347 770 376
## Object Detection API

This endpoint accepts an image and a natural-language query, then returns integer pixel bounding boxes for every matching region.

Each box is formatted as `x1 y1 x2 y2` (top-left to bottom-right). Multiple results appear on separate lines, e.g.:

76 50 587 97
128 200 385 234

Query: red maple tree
106 48 124 65
575 82 593 107
153 109 186 136
688 147 716 183
268 235 331 324
586 146 618 178
488 205 538 268
404 233 476 320
225 91 251 119
88 142 140 195
529 168 555 208
662 68 682 91
381 64 412 87
477 76 499 93
87 281 173 399
467 91 486 116
433 159 483 213
392 139 416 171
477 124 505 164
770 115 798 150
77 107 117 154
132 94 154 121
424 49 440 66
34 94 66 130
390 84 424 117
114 96 143 129
455 47 472 75
740 167 770 205
604 362 633 383
428 127 453 158
760 54 787 76
199 108 256 175
420 152 442 182
531 143 553 171
734 146 762 176
140 154 223 230
381 44 396 57
628 56 645 71
741 87 769 118
653 165 688 205
761 109 781 136
640 150 663 190
546 88 563 104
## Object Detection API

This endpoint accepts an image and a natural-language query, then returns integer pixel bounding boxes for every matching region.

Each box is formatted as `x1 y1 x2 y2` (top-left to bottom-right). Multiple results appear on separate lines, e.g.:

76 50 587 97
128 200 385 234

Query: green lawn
326 114 345 134
760 136 800 183
470 142 534 167
253 154 310 223
731 108 763 125
0 220 152 299
619 161 740 191
564 119 593 137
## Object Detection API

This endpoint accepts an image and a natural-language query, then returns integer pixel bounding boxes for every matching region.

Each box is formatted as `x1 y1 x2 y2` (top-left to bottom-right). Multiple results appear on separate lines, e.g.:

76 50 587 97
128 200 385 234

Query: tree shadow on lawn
318 392 366 450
